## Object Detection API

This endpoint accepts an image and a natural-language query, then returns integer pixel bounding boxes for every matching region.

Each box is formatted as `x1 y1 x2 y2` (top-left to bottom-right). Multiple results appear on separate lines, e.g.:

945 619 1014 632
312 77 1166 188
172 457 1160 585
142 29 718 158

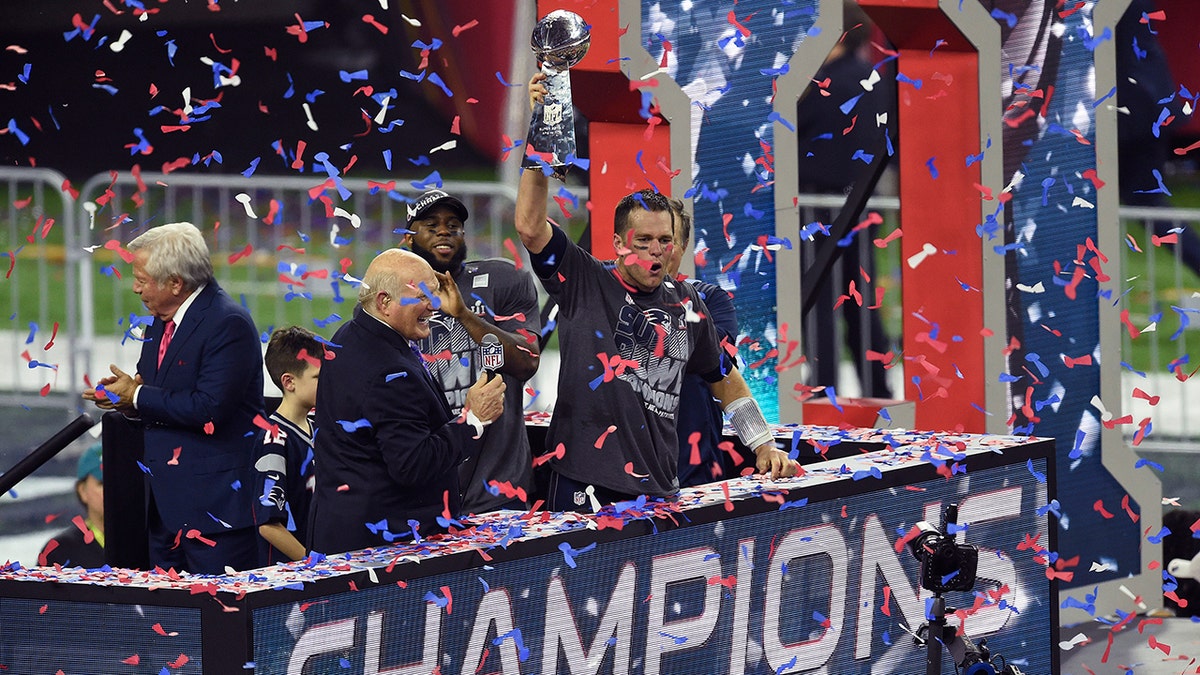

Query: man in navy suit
84 222 264 575
309 248 506 555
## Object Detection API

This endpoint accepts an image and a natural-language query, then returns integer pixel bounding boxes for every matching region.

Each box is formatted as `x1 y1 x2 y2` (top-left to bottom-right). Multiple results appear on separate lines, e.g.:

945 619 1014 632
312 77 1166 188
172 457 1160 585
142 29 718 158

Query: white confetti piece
235 193 258 219
1071 196 1095 209
332 207 361 229
429 140 456 154
906 242 937 269
1058 633 1089 650
303 102 318 131
1016 282 1045 293
1090 395 1113 422
110 29 132 52
374 95 390 125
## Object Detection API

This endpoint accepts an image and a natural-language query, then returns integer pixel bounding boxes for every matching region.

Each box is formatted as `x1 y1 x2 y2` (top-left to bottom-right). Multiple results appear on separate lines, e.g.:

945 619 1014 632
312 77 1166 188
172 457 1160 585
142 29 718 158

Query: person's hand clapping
82 364 140 413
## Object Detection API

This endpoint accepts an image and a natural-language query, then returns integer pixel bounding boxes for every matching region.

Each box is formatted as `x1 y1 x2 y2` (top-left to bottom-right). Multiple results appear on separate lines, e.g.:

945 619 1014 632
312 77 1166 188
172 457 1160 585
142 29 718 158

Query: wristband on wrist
726 396 773 450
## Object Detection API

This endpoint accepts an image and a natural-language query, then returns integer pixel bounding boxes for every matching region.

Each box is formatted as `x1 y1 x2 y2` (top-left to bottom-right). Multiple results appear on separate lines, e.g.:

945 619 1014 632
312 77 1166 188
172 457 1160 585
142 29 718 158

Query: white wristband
726 396 773 449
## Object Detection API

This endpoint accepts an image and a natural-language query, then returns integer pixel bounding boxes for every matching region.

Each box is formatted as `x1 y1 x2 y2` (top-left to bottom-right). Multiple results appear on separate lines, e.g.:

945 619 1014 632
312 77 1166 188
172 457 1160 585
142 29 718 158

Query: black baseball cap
406 189 469 228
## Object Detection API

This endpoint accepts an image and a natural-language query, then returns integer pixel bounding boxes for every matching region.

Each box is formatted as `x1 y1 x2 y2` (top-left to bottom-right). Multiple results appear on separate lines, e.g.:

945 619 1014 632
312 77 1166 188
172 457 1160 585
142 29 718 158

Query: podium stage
1 426 1056 674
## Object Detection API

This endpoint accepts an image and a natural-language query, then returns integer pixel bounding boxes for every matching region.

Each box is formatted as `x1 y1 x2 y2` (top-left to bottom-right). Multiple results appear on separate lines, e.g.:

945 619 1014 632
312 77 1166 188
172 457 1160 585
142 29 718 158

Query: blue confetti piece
385 372 409 382
495 71 521 87
1134 458 1164 472
336 418 372 432
824 386 843 413
779 498 808 510
925 156 938 179
767 111 794 132
493 628 531 661
7 119 30 145
427 72 453 97
990 8 1018 28
1026 459 1046 483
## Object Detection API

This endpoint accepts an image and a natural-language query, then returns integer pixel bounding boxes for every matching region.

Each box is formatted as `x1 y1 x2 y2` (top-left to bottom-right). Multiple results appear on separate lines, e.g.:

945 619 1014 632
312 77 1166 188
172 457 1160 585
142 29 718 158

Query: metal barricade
1118 204 1200 444
793 192 1200 444
0 163 1191 444
0 167 79 411
70 171 586 402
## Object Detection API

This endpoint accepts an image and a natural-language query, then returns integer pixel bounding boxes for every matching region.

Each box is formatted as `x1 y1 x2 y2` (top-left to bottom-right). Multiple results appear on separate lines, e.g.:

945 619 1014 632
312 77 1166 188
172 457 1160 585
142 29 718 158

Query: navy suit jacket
310 307 468 555
135 282 264 534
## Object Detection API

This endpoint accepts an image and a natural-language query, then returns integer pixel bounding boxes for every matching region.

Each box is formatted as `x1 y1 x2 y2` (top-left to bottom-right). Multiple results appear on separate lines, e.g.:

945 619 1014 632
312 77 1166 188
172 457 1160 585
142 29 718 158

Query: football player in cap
403 189 542 514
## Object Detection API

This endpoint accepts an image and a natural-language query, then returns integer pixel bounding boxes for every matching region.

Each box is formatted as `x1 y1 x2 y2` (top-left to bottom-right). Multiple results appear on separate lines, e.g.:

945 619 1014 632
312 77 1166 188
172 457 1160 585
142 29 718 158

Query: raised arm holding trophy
522 9 590 180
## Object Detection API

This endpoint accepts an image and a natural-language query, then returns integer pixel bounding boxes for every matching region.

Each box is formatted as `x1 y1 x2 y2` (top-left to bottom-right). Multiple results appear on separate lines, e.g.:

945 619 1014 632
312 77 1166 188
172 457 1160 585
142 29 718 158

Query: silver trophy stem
524 67 577 180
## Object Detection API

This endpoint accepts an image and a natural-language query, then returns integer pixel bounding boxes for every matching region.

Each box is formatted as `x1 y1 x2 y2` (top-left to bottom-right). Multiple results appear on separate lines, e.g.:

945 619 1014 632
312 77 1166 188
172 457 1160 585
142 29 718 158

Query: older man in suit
84 221 264 574
309 249 505 555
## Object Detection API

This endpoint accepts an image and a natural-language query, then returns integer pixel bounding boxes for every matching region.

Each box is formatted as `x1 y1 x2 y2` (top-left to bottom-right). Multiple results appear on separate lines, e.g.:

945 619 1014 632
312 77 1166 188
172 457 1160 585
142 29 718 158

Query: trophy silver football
523 10 591 179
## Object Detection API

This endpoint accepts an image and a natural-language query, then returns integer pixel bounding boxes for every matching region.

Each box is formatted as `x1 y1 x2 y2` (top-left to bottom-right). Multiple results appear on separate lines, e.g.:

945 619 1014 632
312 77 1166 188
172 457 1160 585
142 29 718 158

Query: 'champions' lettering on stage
281 487 1039 674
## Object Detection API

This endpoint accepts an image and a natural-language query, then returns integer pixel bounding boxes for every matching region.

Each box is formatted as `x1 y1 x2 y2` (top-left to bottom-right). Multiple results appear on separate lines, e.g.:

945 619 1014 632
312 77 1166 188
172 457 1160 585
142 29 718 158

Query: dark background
0 1 508 181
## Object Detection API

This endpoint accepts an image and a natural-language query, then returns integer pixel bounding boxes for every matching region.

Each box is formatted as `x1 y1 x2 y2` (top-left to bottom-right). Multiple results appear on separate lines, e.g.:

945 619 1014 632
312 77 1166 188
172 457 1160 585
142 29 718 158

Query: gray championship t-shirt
415 258 541 513
533 225 722 497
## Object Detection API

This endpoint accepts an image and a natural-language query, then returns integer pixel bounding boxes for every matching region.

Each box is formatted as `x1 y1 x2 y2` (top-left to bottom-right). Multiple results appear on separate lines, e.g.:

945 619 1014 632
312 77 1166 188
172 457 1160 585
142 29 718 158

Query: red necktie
157 320 176 368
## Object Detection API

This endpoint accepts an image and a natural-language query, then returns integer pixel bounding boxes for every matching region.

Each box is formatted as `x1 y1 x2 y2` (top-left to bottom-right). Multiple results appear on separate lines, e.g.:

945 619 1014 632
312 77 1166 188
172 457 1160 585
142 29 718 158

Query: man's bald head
359 248 440 341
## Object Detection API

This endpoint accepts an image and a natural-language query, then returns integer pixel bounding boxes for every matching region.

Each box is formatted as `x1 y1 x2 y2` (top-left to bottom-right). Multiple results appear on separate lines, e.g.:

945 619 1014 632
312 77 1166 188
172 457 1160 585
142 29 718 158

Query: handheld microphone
479 333 504 375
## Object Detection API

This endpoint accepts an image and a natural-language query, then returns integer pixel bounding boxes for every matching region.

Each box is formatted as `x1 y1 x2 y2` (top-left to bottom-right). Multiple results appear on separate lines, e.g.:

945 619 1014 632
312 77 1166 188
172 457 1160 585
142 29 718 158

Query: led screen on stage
254 458 1053 674
0 598 203 673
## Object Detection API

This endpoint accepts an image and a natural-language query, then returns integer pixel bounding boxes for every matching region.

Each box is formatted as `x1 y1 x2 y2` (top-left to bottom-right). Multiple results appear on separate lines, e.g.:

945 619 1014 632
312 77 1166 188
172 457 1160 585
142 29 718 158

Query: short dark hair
614 190 674 238
668 198 692 246
265 326 325 391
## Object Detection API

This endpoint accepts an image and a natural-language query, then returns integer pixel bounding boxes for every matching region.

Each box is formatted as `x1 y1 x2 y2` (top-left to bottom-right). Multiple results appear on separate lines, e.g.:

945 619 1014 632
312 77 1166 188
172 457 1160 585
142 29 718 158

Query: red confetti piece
1093 499 1114 519
228 243 253 264
122 654 140 665
532 443 565 467
1062 354 1092 368
624 461 648 478
1120 494 1139 522
1174 139 1200 156
726 10 752 37
169 654 190 668
42 321 59 350
718 440 743 467
721 482 733 512
881 585 892 616
37 539 57 566
595 425 617 449
71 514 94 544
152 622 178 637
362 14 388 35
168 446 182 465
441 585 453 615
185 529 217 547
687 431 701 466
203 421 215 435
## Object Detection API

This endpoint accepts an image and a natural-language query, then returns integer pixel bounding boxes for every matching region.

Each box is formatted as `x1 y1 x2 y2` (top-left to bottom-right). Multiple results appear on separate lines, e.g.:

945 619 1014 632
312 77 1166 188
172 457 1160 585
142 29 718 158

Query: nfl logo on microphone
481 339 504 371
